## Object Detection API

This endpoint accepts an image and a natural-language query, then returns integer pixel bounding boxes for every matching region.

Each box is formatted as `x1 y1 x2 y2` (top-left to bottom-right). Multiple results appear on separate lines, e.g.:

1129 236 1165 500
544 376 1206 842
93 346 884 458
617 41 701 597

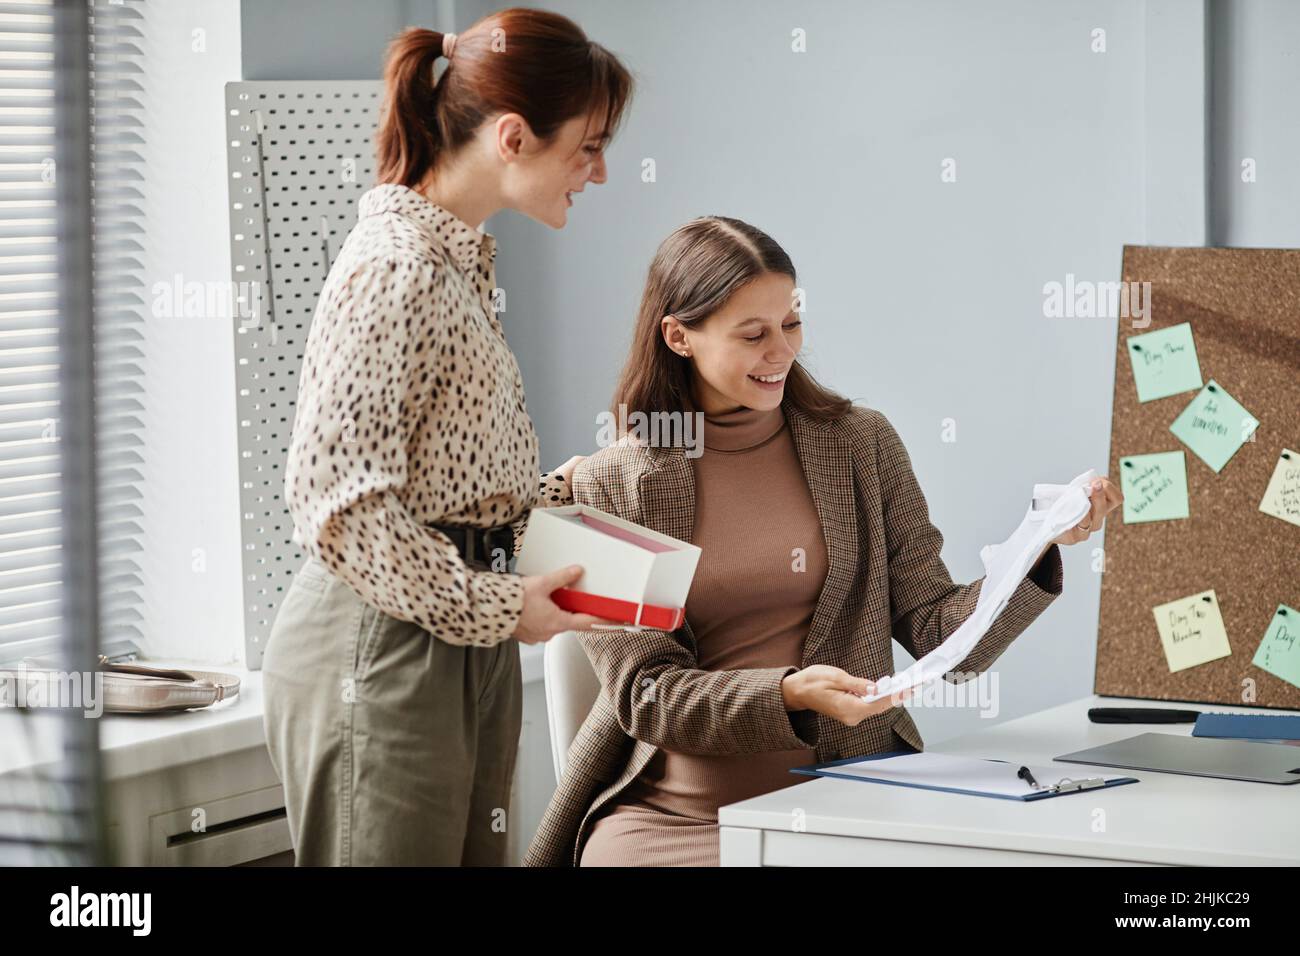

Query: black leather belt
430 523 515 568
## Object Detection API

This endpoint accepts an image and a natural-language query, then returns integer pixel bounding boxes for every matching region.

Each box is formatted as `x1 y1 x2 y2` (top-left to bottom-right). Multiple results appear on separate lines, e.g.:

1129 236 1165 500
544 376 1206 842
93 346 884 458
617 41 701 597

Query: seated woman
524 216 1121 867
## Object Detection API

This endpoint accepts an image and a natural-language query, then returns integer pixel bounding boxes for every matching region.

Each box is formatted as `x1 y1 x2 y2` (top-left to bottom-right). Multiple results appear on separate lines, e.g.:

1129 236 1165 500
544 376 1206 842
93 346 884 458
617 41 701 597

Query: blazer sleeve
566 459 818 755
868 410 1064 679
285 256 525 647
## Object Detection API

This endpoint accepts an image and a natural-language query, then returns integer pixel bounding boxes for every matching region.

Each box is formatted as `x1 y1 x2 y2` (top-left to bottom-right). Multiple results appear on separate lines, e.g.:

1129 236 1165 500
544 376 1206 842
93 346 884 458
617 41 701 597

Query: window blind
0 0 144 666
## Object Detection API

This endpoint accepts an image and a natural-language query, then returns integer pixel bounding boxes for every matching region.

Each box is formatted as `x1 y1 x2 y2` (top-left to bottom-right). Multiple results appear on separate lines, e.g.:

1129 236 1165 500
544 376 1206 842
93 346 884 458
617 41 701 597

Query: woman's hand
781 665 921 727
1050 475 1123 547
552 455 587 487
513 564 615 645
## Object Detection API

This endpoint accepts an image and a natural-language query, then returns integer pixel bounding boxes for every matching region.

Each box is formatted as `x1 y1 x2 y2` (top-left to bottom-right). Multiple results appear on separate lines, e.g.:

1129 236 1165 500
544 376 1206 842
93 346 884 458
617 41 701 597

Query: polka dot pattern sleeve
284 184 553 648
511 471 575 559
538 472 573 506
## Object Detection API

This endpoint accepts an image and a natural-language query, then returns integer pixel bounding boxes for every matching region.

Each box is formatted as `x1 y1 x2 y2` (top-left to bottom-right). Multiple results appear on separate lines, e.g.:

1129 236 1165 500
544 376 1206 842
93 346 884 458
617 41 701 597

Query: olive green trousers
262 556 521 866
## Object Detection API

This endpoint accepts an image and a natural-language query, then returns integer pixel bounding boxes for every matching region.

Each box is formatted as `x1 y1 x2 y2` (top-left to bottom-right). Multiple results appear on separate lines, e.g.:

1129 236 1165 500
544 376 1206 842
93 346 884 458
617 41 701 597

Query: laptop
1056 732 1300 784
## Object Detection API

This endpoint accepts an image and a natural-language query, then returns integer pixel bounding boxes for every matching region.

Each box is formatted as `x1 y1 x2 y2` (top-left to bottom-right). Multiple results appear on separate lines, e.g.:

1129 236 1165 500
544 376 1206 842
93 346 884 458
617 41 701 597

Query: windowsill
0 660 264 782
97 662 266 779
1 647 547 782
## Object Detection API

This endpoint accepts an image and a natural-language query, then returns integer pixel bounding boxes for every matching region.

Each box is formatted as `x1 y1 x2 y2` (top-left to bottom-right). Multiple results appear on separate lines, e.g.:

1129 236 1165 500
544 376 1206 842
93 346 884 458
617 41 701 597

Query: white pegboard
225 80 383 668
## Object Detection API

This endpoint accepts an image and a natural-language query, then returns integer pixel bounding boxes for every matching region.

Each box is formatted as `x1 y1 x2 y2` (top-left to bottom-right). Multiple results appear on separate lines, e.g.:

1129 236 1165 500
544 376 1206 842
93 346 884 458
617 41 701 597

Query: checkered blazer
522 400 1064 867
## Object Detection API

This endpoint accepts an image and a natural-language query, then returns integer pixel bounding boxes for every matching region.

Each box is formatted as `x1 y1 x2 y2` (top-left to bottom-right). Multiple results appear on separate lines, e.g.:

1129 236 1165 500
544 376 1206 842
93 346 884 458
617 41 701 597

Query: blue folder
791 749 1140 802
1192 712 1300 743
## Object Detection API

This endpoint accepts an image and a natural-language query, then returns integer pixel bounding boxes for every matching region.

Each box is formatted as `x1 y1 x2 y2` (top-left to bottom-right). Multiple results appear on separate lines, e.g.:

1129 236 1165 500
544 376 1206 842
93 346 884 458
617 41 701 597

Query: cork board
1095 246 1300 710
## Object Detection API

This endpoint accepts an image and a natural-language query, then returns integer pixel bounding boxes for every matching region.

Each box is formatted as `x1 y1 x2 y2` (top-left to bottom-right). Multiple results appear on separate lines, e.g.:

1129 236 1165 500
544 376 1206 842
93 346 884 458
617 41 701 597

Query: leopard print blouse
285 183 571 646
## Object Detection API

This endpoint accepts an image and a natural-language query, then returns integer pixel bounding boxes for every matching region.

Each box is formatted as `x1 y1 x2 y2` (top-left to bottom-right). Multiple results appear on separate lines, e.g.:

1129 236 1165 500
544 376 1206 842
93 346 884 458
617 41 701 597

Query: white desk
717 695 1300 866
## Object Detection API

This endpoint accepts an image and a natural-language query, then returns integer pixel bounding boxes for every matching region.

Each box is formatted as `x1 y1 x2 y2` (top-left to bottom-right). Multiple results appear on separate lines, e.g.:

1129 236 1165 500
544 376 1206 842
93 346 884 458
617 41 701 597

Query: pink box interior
559 512 678 554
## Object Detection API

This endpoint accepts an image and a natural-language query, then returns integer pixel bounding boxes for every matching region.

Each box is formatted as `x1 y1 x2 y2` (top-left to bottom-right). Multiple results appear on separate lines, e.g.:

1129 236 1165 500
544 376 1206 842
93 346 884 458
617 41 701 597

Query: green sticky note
1169 379 1260 473
1120 451 1189 523
1252 604 1300 691
1127 322 1202 402
1152 589 1232 673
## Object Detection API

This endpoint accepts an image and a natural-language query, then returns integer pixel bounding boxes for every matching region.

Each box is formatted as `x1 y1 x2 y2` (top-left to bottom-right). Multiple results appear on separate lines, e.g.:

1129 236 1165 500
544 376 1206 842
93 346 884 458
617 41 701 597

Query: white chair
542 630 602 782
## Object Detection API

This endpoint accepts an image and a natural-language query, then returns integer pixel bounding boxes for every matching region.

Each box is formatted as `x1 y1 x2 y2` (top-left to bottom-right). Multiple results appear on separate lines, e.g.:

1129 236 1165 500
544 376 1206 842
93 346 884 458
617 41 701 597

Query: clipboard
791 749 1140 802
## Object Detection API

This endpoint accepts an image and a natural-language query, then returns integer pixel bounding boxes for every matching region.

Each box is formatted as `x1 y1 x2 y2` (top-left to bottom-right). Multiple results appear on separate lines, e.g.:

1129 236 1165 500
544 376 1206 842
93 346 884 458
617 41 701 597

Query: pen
1017 765 1039 789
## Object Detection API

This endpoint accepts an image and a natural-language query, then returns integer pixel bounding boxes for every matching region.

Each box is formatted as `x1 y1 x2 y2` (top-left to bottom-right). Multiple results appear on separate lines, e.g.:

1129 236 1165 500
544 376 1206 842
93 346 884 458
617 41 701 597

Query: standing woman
262 10 633 866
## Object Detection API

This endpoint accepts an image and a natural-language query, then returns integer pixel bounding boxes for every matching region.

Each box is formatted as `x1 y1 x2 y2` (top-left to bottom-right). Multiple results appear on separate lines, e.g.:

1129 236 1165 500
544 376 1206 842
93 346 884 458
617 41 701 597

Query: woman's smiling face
501 112 609 229
661 271 804 415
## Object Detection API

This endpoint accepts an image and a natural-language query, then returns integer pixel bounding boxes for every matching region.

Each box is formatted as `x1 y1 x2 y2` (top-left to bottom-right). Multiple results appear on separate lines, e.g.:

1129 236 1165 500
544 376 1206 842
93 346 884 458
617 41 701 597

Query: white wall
135 1 244 662
1209 0 1300 246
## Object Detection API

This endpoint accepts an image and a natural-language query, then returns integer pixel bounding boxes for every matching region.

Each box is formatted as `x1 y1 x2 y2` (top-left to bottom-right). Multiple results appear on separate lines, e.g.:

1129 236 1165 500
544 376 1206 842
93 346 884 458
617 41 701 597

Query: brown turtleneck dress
578 402 829 867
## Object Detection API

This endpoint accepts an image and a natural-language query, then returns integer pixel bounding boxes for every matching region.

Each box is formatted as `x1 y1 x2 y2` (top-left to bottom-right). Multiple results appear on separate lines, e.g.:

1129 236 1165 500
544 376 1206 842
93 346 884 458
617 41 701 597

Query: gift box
514 504 701 630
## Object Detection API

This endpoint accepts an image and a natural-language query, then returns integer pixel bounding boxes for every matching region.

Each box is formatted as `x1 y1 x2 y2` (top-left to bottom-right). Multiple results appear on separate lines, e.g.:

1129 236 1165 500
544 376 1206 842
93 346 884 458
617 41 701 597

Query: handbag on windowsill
5 655 241 714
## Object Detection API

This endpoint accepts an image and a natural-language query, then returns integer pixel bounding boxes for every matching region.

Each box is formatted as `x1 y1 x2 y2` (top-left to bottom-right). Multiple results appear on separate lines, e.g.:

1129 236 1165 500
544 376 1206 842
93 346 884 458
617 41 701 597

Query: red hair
376 9 634 188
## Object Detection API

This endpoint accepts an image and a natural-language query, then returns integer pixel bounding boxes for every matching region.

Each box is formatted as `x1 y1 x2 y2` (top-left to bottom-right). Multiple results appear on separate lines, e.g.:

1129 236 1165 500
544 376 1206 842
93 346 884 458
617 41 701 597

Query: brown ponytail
376 10 634 189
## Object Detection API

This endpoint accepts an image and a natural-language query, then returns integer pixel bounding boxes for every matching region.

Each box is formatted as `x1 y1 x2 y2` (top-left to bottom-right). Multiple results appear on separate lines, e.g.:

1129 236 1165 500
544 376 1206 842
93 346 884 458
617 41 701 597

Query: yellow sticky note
1152 589 1232 673
1258 448 1300 529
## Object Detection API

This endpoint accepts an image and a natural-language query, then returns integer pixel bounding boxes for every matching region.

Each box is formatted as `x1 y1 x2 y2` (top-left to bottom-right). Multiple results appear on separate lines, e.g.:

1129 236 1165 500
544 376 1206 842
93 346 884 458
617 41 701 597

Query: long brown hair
611 217 853 431
376 9 634 188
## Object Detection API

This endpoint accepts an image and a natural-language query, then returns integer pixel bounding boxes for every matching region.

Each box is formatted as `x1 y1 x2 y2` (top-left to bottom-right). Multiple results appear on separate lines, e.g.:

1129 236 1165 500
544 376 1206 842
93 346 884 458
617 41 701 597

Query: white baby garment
861 468 1097 704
